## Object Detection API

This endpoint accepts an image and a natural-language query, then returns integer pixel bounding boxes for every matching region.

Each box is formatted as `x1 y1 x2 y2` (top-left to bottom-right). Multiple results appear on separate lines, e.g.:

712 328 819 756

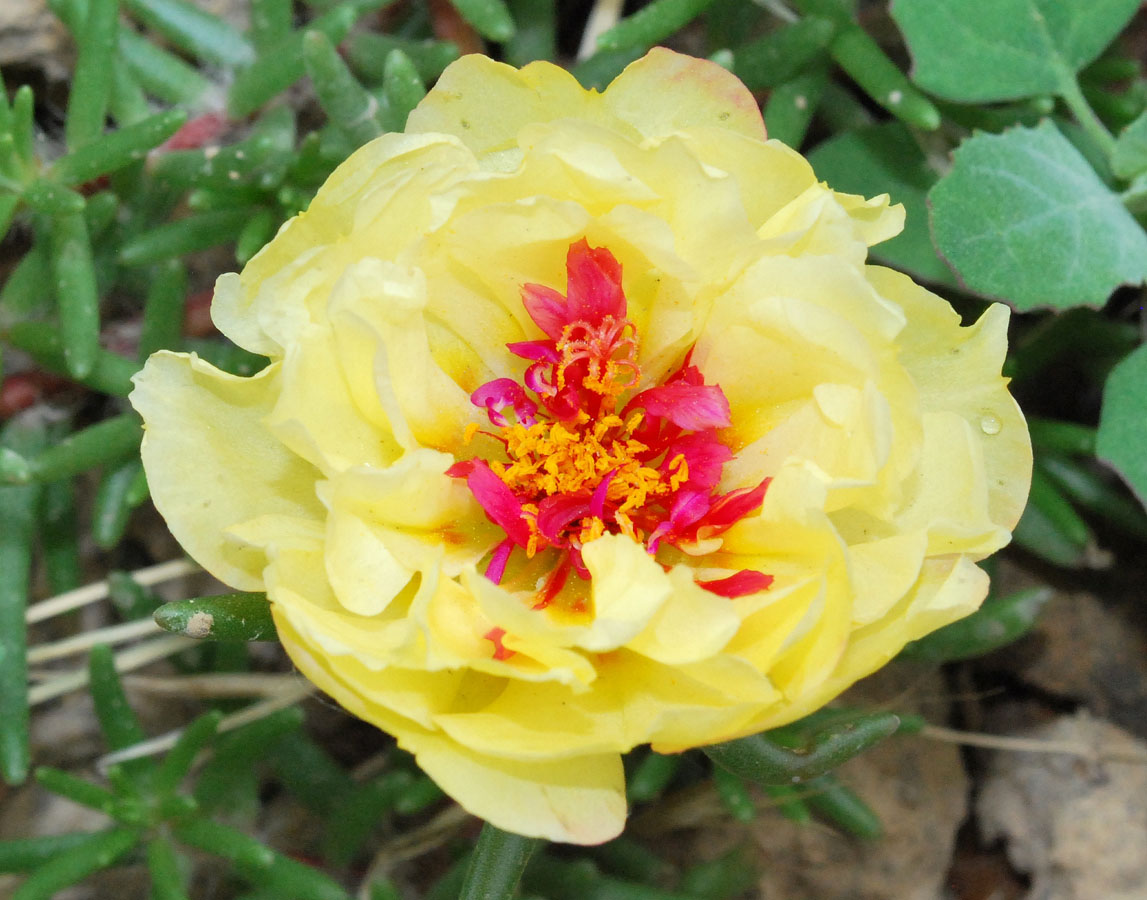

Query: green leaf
8 827 139 900
928 121 1147 309
449 0 515 43
891 0 1139 103
597 0 718 53
458 824 540 900
66 0 120 150
1112 109 1147 179
809 122 955 285
899 586 1053 662
1097 343 1147 508
153 592 277 641
122 0 254 67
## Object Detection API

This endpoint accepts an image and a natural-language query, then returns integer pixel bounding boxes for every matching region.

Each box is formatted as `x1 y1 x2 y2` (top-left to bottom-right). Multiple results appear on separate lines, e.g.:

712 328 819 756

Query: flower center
448 239 772 606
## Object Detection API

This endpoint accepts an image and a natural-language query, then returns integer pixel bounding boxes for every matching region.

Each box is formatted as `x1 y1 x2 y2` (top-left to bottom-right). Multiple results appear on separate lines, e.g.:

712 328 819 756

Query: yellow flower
130 49 1031 844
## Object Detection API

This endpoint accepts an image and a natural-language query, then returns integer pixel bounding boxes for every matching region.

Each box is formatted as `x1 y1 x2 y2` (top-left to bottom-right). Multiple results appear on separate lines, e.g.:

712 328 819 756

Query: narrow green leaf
458 823 540 900
626 751 680 802
1097 343 1147 508
48 210 101 380
66 0 121 149
146 837 190 900
155 711 224 796
267 732 356 818
900 586 1053 662
8 827 139 900
0 419 45 784
251 0 293 52
0 833 106 874
88 644 151 767
34 767 118 813
803 774 882 838
304 30 383 147
711 767 755 823
732 17 835 91
118 28 212 105
54 110 188 185
392 774 444 815
344 33 460 83
4 322 139 396
83 190 120 238
704 712 901 784
504 0 555 67
1042 453 1147 538
929 122 1147 309
122 0 254 67
763 783 812 823
92 457 146 549
809 122 954 285
0 243 50 324
680 849 757 900
172 818 350 900
235 208 277 265
227 4 357 119
110 61 152 125
118 207 254 266
597 0 717 53
318 770 414 867
828 23 940 130
154 592 277 641
27 414 141 483
11 86 36 168
22 180 86 216
1028 417 1097 456
40 477 83 594
449 0 515 42
379 49 426 132
1011 464 1093 566
0 194 19 245
139 259 188 358
571 47 645 91
891 0 1139 103
764 70 827 150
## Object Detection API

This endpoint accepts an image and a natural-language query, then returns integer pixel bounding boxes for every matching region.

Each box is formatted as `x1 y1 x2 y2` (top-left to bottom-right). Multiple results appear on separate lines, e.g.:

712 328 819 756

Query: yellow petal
130 352 324 590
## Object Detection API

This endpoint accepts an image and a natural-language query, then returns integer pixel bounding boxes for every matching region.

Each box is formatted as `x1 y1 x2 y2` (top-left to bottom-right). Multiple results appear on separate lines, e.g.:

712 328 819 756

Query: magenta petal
521 283 570 338
698 570 774 598
590 471 616 519
565 239 626 323
662 433 733 492
485 537 515 584
536 493 592 544
465 461 532 547
698 478 770 534
507 339 560 362
471 378 538 427
631 382 732 431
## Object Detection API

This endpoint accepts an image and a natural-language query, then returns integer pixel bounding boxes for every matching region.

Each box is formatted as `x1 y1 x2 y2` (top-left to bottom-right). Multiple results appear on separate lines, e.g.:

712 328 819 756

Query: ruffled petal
130 352 324 590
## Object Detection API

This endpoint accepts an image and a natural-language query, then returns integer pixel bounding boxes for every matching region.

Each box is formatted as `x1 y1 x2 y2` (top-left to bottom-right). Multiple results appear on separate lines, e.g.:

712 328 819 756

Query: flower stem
458 823 540 900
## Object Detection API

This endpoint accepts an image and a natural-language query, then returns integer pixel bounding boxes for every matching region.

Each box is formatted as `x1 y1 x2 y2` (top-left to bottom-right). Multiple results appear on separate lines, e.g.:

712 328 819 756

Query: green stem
458 823 540 900
1059 72 1115 157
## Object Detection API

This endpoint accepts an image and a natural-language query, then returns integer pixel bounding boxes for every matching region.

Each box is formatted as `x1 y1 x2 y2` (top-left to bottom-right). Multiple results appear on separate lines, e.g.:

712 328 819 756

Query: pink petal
629 382 732 431
590 470 616 519
536 493 592 544
507 339 560 362
565 239 626 323
520 283 571 339
661 433 733 492
485 537 515 584
697 478 770 535
460 460 532 547
698 570 774 597
471 378 538 427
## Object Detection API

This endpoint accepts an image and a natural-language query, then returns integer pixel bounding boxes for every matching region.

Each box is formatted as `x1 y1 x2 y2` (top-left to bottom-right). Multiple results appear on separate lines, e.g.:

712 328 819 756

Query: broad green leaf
1112 110 1147 180
928 121 1147 309
1097 343 1147 509
890 0 1139 102
809 122 955 286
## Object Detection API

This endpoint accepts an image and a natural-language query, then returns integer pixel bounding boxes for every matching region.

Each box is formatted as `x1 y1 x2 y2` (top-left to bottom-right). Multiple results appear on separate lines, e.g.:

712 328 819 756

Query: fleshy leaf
928 121 1147 309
